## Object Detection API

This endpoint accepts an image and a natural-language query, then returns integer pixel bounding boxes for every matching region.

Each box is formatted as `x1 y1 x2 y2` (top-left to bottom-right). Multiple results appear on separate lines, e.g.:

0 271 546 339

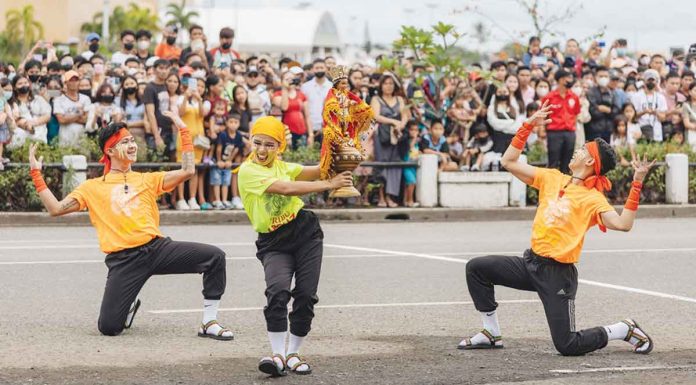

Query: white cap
145 56 160 68
289 66 304 75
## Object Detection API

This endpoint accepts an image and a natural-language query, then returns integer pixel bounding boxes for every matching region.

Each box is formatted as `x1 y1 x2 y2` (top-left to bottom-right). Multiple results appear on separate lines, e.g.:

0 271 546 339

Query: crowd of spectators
1 24 695 209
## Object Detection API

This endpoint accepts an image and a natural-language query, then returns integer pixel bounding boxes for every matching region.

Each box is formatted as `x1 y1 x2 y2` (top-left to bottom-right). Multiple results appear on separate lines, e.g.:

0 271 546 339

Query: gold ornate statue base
329 143 363 198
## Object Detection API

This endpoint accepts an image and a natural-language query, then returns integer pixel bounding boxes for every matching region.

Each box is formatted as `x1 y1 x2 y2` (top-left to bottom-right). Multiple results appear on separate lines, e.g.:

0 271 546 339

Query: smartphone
188 77 198 89
33 54 43 62
598 41 606 48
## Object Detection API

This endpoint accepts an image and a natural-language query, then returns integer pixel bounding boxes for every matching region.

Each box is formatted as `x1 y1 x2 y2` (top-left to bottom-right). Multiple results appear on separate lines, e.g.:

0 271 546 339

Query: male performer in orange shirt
29 111 233 340
460 101 655 356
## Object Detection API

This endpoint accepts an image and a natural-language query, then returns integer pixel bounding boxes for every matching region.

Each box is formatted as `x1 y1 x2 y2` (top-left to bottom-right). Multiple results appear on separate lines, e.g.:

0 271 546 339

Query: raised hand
525 100 553 128
29 143 43 170
631 154 656 182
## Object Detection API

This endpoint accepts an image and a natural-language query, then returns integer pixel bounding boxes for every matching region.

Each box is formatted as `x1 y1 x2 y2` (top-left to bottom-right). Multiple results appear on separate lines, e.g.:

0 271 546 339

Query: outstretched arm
600 155 655 232
266 171 352 196
500 100 552 185
28 144 80 217
161 109 195 191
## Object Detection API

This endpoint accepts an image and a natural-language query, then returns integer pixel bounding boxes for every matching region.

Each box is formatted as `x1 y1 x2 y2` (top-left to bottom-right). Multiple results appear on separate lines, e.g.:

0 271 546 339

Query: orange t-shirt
67 171 173 254
154 43 182 61
530 168 615 264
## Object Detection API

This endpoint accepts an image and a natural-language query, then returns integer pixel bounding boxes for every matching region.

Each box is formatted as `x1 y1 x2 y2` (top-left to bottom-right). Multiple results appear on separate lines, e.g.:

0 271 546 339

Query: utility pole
102 0 110 42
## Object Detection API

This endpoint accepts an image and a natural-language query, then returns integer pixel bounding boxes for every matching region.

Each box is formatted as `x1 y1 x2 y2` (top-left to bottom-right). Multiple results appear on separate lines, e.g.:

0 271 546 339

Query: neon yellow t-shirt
238 159 305 233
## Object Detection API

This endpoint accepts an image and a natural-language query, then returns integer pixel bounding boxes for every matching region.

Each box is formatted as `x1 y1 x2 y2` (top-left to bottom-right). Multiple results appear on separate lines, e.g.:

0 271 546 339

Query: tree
4 5 44 57
471 21 489 49
165 0 199 31
80 3 159 49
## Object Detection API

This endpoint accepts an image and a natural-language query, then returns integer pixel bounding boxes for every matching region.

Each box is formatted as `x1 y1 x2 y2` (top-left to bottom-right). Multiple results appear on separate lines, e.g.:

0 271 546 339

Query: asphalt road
1 218 696 384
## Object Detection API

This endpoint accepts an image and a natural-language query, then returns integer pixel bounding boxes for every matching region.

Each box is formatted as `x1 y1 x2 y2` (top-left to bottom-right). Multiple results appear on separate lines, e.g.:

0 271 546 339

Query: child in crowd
622 103 642 145
662 105 685 144
446 89 478 143
205 99 228 166
210 114 244 209
447 130 464 166
610 115 632 166
462 123 493 171
420 119 459 171
403 120 420 207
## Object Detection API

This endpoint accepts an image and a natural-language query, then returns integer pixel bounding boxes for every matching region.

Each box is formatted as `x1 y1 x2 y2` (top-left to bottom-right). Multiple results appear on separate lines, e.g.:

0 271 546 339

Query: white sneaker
212 201 225 210
460 165 470 172
232 196 244 209
187 198 201 210
471 165 480 171
176 199 190 210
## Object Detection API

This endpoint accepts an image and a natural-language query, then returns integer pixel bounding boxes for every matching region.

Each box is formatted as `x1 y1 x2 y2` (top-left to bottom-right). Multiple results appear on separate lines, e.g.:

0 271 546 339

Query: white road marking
550 365 696 374
327 244 696 305
148 299 540 314
0 254 405 265
0 241 254 250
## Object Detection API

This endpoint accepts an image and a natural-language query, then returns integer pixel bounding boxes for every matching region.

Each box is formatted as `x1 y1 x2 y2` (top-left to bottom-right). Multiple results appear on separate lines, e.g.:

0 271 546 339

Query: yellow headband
251 116 286 153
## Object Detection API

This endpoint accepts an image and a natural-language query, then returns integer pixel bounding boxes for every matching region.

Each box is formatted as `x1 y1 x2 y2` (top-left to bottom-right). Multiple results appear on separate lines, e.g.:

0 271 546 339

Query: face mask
138 40 150 50
616 48 627 57
100 94 115 103
191 39 205 51
565 80 575 88
315 71 325 78
193 70 206 79
3 91 12 100
597 77 610 87
166 36 176 45
221 42 232 50
89 42 99 53
626 91 637 99
17 86 31 95
639 57 650 66
123 87 137 95
571 86 583 95
28 74 41 83
8 72 16 81
126 68 138 76
496 94 509 101
536 88 549 97
646 82 656 90
47 89 62 99
124 42 134 51
79 89 92 97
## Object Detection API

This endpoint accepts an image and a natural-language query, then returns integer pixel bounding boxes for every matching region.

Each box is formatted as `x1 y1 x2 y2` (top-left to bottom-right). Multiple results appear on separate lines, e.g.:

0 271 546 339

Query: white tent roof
201 8 341 54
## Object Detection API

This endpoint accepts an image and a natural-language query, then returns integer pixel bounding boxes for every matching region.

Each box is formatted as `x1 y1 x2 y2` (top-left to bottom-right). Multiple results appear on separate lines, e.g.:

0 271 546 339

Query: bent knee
98 320 124 336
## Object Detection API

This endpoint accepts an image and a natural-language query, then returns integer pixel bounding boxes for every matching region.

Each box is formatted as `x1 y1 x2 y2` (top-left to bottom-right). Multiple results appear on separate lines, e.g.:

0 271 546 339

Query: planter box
439 172 514 208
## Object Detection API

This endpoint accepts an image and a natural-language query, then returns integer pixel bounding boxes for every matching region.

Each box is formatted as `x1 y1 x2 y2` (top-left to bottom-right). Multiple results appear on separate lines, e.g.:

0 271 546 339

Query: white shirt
301 77 332 132
630 90 667 142
53 93 92 147
8 97 51 148
111 51 135 67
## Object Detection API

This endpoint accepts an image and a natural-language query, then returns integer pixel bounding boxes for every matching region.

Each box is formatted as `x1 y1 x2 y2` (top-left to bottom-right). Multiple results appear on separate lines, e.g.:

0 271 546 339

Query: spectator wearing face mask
180 24 213 69
631 69 667 142
80 32 101 60
244 66 271 125
54 70 92 147
6 75 51 147
210 27 240 68
135 30 153 62
300 58 332 139
534 78 551 101
111 30 137 67
86 83 123 133
604 39 635 69
586 66 618 143
155 26 181 61
541 69 581 174
0 78 12 168
662 72 686 120
681 83 696 151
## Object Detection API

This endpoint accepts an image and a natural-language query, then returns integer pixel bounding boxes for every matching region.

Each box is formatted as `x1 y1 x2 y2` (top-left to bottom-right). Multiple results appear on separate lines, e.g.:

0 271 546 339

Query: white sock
268 331 287 356
287 333 305 355
202 299 219 324
604 322 630 341
481 310 501 336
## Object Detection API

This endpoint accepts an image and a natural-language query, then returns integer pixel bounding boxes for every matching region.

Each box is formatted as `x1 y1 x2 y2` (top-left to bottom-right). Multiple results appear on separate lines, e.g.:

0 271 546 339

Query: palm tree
166 0 199 31
5 5 44 56
80 3 158 49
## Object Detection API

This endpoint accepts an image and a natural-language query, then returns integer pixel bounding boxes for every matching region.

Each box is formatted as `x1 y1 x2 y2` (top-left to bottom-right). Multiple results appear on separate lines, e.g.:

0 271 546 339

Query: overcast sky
207 0 696 54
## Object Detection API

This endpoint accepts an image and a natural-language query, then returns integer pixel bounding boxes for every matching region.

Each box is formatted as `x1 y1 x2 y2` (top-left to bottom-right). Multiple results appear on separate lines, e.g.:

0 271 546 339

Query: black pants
465 250 608 356
256 210 323 337
547 130 576 174
98 237 226 336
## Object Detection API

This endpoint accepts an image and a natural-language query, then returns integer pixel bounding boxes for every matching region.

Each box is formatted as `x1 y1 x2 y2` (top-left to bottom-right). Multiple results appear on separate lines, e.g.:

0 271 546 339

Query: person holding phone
272 71 311 149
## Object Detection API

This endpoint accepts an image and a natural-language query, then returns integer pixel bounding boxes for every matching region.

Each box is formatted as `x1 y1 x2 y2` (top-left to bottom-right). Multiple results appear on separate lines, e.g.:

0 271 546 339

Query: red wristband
30 169 47 193
624 180 643 211
511 122 534 150
179 125 193 153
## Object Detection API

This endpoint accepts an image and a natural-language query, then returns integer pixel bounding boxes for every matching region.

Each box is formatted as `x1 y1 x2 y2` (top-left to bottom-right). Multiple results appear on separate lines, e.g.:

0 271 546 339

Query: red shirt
541 89 581 131
273 90 307 135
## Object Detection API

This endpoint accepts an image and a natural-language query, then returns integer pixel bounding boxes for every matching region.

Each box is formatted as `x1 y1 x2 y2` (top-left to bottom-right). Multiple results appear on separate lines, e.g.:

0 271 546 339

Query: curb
1 205 696 227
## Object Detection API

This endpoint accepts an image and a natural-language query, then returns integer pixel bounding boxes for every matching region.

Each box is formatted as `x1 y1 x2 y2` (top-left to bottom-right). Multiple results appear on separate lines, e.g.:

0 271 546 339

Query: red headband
99 128 131 175
584 141 612 232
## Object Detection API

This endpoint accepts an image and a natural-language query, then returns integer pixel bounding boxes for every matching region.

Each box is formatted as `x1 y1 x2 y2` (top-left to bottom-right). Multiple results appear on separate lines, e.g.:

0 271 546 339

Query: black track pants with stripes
465 249 608 356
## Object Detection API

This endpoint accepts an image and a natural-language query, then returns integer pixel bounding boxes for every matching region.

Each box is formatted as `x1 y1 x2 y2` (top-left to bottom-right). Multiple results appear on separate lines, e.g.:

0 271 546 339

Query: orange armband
510 122 534 150
624 180 642 211
30 169 47 193
179 125 193 153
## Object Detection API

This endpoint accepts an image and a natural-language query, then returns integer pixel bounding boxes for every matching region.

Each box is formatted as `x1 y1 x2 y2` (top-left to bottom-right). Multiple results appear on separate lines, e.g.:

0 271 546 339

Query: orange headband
99 128 131 175
583 141 612 194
